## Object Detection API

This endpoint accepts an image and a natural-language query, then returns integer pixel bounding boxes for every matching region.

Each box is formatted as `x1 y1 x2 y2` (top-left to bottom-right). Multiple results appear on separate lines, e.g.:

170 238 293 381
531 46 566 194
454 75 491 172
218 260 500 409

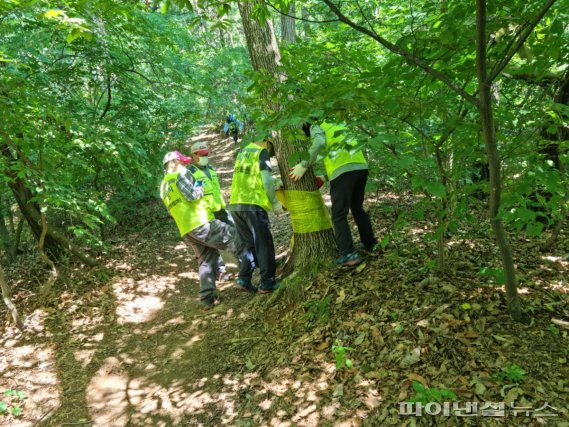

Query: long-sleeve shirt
177 167 204 202
301 124 368 181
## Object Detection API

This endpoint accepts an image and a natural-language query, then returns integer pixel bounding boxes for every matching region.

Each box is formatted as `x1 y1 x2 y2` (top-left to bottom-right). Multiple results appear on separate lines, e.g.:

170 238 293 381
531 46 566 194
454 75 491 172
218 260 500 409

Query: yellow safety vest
321 122 367 177
189 165 226 212
160 172 213 236
229 143 272 212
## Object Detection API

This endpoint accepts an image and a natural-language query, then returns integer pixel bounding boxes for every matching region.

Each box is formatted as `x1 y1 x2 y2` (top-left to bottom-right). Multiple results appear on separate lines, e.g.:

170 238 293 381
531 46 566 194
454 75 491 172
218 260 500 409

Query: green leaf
354 332 366 346
10 405 22 416
0 401 7 413
425 182 447 198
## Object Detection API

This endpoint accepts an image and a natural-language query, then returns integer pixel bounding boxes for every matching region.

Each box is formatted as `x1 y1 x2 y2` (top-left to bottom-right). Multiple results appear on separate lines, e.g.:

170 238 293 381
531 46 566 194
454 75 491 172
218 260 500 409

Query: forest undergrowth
0 129 567 427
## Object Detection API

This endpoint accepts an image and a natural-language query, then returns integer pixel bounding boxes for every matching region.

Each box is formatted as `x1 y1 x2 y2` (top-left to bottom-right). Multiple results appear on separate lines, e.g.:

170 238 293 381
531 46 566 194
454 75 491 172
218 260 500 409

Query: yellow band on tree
277 189 332 234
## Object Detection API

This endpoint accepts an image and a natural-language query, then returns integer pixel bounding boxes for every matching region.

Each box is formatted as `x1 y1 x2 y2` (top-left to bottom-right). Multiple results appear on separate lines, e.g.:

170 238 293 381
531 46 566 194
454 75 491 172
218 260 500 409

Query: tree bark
0 265 24 330
476 0 522 321
0 144 98 266
280 2 296 43
238 1 335 272
301 7 310 38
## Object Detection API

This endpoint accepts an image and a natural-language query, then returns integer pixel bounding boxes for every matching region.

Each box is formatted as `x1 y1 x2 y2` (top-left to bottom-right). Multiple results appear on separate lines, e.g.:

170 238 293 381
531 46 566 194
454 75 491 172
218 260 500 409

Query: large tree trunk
238 1 335 272
476 0 522 321
280 2 296 43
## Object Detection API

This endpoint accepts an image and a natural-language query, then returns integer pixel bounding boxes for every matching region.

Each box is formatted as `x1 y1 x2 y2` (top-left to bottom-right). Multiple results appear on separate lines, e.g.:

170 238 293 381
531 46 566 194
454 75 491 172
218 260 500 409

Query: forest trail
0 128 297 426
1 128 568 426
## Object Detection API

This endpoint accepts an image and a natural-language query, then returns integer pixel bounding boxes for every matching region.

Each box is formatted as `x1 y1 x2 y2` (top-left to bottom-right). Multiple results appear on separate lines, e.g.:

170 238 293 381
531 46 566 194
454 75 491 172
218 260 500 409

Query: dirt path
0 128 300 427
1 128 568 426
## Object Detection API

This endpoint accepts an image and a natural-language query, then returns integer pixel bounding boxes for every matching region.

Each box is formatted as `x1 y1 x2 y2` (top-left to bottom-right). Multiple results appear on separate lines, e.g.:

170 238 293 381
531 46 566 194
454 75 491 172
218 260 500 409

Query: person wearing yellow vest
229 139 283 293
289 121 378 267
188 141 235 282
160 151 238 310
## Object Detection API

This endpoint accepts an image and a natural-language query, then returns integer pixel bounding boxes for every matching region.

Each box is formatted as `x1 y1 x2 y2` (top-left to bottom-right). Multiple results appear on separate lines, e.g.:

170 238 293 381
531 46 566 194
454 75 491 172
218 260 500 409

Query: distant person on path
223 113 243 145
188 141 235 281
160 151 239 310
228 138 283 294
289 121 378 267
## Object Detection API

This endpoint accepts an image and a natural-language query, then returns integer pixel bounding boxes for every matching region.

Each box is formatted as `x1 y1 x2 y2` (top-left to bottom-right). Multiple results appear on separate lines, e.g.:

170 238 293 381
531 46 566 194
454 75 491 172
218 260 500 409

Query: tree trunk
0 195 16 260
476 0 522 321
238 1 335 272
538 71 569 250
281 2 296 43
0 265 24 330
301 7 310 38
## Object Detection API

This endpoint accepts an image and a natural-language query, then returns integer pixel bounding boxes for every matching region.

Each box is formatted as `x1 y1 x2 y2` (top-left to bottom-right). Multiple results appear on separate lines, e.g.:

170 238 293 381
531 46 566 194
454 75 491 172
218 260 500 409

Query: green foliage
303 295 332 325
331 340 353 370
0 388 26 417
494 364 527 383
548 324 560 336
408 381 457 405
0 0 251 247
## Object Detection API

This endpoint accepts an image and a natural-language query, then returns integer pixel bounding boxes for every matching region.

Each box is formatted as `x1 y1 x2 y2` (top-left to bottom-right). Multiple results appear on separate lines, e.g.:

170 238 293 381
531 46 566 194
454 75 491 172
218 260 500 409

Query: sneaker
334 252 363 267
236 278 257 294
258 281 280 294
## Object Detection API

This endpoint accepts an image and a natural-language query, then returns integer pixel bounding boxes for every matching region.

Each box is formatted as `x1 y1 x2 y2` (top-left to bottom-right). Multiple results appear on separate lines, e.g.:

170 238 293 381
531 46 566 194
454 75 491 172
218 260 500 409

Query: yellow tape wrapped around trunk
276 189 332 234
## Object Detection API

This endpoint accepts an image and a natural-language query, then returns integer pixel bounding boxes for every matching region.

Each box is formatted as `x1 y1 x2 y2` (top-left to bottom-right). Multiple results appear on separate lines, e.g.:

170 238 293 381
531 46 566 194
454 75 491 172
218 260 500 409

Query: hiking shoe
236 278 257 294
201 298 221 311
258 281 280 294
335 252 363 267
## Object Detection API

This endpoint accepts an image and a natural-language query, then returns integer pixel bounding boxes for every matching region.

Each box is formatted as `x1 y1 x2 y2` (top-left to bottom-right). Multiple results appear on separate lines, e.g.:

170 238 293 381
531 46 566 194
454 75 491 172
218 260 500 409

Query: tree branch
321 0 479 107
488 0 557 83
263 1 339 23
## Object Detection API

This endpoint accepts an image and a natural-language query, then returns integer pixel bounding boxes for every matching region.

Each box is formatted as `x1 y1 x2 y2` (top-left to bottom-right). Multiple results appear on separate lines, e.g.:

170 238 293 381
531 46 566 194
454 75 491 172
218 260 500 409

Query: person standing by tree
188 141 234 281
160 151 238 310
289 121 378 267
229 138 283 293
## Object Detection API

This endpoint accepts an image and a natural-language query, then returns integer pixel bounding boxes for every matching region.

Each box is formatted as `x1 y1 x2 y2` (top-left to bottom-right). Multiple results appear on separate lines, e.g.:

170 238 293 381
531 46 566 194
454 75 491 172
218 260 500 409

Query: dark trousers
330 169 377 255
232 210 276 286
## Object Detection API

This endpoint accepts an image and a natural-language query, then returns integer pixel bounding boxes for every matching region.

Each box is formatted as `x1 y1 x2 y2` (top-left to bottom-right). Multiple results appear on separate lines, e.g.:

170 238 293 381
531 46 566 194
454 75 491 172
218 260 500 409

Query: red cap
175 151 191 165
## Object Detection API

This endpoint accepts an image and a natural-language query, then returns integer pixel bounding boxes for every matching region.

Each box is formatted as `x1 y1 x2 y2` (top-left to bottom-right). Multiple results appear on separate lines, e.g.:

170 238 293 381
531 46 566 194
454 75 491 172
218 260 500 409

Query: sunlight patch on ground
112 275 180 324
86 357 129 426
0 310 61 427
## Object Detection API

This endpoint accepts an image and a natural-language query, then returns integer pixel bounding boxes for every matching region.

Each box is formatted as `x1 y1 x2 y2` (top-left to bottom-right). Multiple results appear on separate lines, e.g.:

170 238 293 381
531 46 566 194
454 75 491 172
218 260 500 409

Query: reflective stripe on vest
229 143 272 212
160 172 212 236
189 166 226 212
321 122 367 177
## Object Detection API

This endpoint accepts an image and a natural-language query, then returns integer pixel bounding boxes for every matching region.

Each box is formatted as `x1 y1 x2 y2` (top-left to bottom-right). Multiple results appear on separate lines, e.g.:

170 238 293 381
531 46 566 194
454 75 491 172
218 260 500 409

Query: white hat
190 141 208 153
162 151 179 165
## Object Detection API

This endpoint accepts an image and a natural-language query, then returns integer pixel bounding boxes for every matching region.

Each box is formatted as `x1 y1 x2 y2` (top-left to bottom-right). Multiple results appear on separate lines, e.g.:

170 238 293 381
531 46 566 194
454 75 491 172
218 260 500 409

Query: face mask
198 156 209 166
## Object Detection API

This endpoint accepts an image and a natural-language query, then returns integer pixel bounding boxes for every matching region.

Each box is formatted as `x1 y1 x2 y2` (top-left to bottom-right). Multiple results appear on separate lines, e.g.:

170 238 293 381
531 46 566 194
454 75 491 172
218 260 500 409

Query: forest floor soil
1 127 568 426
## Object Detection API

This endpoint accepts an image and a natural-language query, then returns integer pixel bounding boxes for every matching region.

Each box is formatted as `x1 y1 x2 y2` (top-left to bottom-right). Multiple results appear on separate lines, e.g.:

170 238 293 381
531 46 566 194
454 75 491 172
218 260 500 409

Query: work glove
289 163 308 181
273 176 284 190
272 201 285 215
